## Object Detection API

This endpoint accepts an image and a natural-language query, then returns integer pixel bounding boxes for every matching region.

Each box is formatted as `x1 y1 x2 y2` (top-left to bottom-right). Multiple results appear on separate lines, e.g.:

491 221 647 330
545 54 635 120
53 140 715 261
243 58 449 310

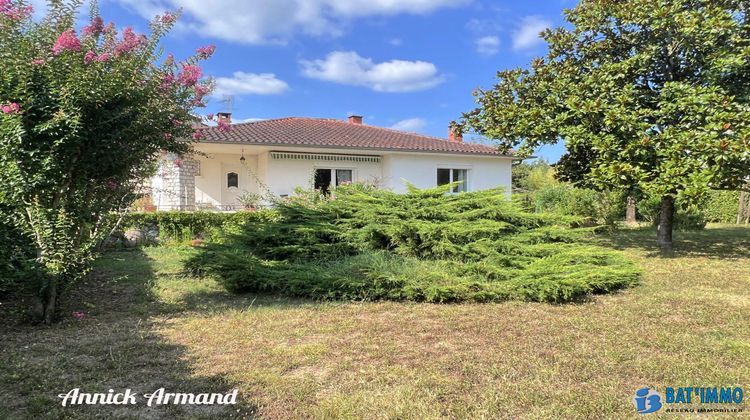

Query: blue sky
66 0 576 161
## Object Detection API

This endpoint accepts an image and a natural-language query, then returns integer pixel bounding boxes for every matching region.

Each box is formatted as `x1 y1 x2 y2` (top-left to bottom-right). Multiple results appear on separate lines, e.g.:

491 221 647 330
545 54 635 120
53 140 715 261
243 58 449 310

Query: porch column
152 153 198 211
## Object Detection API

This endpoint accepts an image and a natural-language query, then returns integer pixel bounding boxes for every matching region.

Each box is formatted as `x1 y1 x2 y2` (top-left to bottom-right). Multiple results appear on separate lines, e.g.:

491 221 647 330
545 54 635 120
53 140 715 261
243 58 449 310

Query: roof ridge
224 116 496 150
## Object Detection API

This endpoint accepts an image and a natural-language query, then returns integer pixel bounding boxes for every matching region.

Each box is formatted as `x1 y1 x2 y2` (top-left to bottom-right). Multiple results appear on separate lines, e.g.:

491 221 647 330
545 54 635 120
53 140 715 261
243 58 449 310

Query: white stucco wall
194 153 260 209
381 153 513 194
264 154 383 197
153 145 515 211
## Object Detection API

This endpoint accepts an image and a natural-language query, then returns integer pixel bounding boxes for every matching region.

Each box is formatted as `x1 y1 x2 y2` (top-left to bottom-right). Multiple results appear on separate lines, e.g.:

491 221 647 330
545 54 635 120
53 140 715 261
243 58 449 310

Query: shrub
186 185 640 304
0 214 37 296
534 185 626 226
703 191 740 223
637 195 707 230
118 210 277 244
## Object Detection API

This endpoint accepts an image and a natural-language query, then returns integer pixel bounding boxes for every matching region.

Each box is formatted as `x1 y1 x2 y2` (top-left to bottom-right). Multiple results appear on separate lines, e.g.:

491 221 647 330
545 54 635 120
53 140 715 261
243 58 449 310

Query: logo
633 387 663 414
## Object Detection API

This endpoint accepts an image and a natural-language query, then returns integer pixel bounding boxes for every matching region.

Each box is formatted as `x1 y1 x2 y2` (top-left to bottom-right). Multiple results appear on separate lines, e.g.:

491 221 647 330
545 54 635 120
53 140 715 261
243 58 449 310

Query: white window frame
313 166 357 190
437 167 471 193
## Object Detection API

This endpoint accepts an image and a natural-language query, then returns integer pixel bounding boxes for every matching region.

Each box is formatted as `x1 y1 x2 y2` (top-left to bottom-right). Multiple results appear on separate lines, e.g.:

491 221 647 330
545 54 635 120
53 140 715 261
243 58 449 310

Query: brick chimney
448 125 463 143
217 112 232 125
348 115 363 125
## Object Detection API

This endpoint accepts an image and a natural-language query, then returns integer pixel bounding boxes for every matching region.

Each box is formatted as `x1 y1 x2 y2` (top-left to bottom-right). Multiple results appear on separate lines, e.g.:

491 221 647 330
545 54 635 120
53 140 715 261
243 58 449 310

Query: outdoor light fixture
239 148 245 162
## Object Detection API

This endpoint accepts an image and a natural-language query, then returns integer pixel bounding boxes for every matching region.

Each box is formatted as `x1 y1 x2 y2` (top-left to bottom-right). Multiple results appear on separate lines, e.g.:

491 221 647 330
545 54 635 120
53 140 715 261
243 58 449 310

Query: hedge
118 210 277 244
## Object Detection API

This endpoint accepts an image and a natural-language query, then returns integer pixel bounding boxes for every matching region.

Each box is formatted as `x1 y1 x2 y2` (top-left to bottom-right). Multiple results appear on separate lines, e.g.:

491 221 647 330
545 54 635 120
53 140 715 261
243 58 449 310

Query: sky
45 0 578 162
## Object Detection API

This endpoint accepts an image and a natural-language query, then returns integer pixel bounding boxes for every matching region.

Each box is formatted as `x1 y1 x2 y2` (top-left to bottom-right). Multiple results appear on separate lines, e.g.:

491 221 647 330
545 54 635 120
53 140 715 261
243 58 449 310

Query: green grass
1 225 749 419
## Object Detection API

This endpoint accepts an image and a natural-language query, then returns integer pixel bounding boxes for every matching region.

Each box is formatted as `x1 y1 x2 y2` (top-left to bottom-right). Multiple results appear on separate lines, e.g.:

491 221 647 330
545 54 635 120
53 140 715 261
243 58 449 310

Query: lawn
1 225 748 419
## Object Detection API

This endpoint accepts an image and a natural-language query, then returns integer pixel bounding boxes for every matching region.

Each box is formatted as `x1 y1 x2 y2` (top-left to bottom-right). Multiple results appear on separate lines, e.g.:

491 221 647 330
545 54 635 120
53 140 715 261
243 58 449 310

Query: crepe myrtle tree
0 0 215 323
457 0 750 250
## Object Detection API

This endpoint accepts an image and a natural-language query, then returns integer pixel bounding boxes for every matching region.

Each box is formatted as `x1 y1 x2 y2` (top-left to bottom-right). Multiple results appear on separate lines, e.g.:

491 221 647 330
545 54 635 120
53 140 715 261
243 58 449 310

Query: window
227 172 239 188
335 169 353 186
314 169 354 194
437 168 468 193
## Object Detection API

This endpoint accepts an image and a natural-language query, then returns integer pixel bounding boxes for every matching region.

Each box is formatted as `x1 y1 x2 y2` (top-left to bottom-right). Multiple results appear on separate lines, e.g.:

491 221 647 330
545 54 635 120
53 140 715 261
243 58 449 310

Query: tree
0 0 214 323
459 0 750 250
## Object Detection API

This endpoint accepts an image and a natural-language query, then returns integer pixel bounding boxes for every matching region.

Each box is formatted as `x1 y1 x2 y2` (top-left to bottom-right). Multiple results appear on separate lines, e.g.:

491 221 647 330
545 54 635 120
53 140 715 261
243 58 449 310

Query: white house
151 113 517 211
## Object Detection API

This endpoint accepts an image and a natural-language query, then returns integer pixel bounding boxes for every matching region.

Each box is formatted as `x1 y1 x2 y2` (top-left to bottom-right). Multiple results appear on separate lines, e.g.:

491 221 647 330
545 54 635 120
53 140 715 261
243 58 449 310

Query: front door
221 164 242 210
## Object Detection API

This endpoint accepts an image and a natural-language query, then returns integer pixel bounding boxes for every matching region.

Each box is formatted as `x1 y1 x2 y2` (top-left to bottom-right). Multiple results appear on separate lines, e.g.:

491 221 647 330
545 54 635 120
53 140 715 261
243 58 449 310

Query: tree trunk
625 195 637 225
656 195 675 251
739 191 750 224
42 276 58 325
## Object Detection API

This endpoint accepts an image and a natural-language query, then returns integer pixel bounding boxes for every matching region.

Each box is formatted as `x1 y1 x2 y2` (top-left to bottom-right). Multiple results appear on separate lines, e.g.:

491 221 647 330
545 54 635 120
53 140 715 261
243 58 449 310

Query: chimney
448 125 463 143
217 112 232 125
348 115 363 125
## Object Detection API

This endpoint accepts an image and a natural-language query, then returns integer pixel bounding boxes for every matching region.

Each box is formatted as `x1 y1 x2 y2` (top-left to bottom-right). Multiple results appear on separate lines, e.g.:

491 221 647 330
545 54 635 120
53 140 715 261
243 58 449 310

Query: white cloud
213 72 289 96
512 16 551 51
390 118 426 132
389 38 403 46
300 51 444 92
475 35 500 56
115 0 468 44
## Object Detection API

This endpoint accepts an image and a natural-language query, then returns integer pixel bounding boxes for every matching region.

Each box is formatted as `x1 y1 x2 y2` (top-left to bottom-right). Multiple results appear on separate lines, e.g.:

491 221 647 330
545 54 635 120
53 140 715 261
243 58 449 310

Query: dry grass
1 225 749 419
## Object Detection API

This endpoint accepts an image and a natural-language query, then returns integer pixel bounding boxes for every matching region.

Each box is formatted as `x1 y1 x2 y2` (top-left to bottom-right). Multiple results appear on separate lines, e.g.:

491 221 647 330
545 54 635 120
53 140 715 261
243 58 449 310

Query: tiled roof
196 117 512 157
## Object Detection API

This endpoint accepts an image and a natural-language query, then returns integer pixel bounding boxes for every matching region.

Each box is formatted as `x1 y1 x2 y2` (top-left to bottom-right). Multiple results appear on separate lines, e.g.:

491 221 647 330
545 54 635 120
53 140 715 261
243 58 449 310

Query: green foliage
0 1 212 321
119 210 277 244
460 0 750 244
187 186 640 304
637 195 707 230
512 160 555 191
0 211 36 296
703 191 741 223
531 185 626 227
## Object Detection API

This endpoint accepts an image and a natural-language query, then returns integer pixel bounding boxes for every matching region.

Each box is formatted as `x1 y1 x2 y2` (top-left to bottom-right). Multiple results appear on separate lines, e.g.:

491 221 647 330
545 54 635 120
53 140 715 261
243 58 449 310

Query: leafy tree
512 159 554 191
459 0 750 249
0 1 213 323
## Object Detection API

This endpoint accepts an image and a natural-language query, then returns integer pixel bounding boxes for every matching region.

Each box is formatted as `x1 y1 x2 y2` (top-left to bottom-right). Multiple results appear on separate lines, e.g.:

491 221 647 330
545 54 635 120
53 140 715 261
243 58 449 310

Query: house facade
151 114 517 211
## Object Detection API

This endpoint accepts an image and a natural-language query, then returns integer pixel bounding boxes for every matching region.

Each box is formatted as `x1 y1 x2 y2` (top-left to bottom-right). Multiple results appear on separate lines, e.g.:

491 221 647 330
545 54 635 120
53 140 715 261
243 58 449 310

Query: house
150 113 517 211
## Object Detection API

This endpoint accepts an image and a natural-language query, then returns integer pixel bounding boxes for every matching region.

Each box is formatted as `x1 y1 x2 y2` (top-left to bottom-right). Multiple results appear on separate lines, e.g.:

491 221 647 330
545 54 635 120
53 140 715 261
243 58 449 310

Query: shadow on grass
0 248 258 419
598 225 750 259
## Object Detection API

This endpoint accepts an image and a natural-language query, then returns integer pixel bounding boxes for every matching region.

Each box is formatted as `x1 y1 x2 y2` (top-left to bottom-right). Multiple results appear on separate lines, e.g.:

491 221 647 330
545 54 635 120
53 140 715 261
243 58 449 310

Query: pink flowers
72 311 85 320
177 64 202 87
84 50 96 64
192 130 204 140
217 119 231 133
82 16 104 37
160 73 175 90
1 102 20 114
160 12 175 24
0 0 32 20
83 50 109 64
206 113 215 121
31 58 45 65
52 30 81 55
114 27 145 56
196 45 216 59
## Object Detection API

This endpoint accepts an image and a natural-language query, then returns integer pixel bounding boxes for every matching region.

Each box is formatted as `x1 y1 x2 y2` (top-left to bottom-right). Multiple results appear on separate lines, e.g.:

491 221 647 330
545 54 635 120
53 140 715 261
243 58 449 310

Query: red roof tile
196 117 512 157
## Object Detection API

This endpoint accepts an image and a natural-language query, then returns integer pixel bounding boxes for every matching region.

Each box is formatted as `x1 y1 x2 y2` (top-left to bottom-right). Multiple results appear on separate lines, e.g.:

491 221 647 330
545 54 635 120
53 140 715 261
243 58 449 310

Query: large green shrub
534 185 626 226
702 191 740 223
0 1 211 322
0 211 36 296
186 185 640 304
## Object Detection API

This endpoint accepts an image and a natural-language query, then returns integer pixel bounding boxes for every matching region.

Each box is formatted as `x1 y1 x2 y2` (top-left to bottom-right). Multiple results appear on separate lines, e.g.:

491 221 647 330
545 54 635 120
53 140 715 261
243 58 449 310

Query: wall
382 154 513 194
264 155 383 197
151 153 198 211
194 153 261 210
